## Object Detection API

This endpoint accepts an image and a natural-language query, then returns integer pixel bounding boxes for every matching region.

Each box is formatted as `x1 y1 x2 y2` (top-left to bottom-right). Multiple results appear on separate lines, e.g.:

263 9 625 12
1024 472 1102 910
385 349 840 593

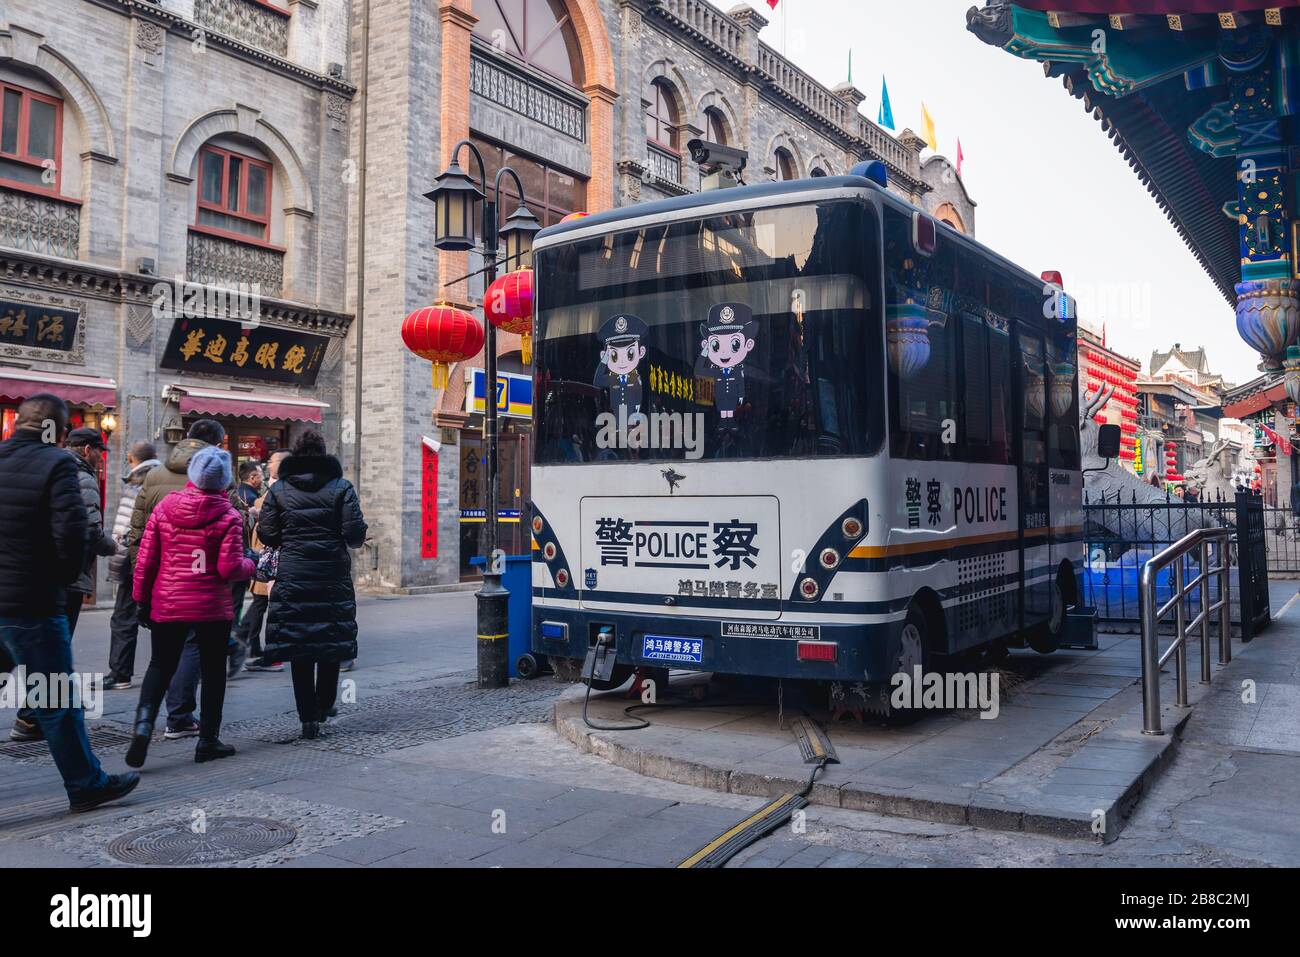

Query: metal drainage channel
678 714 839 869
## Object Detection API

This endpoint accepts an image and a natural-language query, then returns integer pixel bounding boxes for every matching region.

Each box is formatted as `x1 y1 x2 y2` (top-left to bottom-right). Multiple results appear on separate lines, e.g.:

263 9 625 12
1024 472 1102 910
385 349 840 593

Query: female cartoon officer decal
593 313 648 418
695 302 757 421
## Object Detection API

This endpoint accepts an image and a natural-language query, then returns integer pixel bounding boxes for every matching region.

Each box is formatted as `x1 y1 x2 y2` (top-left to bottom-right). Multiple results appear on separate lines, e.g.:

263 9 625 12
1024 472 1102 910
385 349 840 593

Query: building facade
351 0 977 590
1 0 355 600
1077 322 1139 472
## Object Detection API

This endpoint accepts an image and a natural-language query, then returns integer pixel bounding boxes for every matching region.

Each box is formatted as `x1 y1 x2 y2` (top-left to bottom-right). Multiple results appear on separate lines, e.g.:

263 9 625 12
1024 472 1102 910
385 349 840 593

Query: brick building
0 0 355 601
0 0 974 593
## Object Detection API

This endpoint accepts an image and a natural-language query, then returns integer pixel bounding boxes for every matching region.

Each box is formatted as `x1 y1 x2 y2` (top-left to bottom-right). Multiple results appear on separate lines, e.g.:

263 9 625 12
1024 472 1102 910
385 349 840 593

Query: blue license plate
642 635 704 664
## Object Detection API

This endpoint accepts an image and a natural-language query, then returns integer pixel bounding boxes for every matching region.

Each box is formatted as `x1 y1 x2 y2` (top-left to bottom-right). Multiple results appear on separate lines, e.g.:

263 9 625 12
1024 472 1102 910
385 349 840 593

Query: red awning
172 386 327 424
1016 2 1300 12
0 369 117 408
1223 382 1288 419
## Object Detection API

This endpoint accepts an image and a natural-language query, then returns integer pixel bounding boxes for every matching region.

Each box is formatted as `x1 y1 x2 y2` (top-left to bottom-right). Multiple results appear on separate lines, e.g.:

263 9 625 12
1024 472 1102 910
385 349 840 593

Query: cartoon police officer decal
696 302 757 421
594 313 648 418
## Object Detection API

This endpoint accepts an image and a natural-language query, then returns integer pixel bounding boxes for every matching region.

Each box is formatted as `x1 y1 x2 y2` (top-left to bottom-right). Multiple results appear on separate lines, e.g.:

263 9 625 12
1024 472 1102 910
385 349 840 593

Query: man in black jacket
0 394 139 812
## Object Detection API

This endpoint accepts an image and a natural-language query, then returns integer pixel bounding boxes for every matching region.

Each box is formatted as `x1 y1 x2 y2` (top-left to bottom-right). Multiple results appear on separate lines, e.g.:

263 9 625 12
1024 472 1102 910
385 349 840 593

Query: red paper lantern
401 302 484 390
484 268 535 364
559 211 590 223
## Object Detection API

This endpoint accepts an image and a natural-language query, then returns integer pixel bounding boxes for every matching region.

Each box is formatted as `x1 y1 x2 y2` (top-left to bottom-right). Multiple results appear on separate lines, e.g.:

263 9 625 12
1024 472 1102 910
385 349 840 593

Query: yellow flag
921 102 938 152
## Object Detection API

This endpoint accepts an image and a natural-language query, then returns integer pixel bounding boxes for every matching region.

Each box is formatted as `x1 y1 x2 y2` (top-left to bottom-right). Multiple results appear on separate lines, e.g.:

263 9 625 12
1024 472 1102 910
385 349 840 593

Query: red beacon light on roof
1041 270 1064 288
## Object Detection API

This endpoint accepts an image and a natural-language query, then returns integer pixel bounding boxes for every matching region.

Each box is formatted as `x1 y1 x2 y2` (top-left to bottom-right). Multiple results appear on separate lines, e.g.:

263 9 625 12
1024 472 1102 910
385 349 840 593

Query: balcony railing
470 48 586 141
186 229 284 299
656 0 745 59
194 0 290 59
0 187 80 260
647 143 682 185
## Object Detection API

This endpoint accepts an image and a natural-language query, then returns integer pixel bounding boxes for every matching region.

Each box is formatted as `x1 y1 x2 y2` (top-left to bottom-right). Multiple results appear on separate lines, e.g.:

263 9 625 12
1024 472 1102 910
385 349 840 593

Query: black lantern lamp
499 201 542 269
426 152 484 252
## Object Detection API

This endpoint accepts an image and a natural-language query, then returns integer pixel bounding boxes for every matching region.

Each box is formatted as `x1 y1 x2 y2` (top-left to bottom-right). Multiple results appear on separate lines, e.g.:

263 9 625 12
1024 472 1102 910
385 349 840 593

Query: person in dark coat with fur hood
256 430 367 739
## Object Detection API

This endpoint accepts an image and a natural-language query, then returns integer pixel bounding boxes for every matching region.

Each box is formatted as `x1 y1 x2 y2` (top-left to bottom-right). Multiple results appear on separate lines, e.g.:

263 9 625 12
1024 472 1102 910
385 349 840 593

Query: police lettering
634 529 708 560
953 485 1008 526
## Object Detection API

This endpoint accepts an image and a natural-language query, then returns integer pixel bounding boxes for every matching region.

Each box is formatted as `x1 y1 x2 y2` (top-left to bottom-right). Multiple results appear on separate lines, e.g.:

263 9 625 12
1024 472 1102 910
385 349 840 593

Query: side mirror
1097 424 1121 460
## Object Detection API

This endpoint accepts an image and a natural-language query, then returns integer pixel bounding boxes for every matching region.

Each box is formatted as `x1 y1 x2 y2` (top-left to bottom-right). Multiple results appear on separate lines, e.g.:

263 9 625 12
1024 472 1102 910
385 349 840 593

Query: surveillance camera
687 138 748 175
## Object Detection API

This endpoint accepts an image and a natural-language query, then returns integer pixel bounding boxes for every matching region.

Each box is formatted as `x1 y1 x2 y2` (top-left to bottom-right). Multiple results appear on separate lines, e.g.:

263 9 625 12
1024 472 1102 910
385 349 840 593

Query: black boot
194 739 235 763
125 703 157 769
301 721 319 740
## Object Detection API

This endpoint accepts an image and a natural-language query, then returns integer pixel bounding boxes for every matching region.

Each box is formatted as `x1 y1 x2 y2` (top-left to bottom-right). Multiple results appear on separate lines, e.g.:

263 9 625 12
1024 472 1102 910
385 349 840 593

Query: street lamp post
427 140 540 689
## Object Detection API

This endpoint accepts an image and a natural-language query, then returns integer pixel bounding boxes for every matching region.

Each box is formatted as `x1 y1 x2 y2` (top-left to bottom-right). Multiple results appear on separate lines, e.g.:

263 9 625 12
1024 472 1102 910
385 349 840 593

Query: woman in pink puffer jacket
127 446 254 769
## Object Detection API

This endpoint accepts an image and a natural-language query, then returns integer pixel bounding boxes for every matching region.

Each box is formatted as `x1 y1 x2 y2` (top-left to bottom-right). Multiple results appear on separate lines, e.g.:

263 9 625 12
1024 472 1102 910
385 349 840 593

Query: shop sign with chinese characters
0 299 79 353
159 316 328 386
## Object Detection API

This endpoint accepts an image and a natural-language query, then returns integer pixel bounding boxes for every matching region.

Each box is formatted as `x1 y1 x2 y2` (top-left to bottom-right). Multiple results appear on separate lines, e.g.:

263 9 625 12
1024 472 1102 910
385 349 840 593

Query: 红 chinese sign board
466 368 533 419
0 299 78 353
160 316 328 386
579 495 782 620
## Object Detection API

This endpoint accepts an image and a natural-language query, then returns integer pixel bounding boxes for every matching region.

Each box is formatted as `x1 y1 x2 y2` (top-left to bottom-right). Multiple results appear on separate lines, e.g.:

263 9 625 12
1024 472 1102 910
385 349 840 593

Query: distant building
1137 343 1227 488
1223 375 1296 507
1077 323 1139 472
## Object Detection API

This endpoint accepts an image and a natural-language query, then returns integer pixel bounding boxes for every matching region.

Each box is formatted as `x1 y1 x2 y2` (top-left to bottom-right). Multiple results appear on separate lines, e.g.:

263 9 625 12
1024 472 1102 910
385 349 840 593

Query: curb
552 693 1189 843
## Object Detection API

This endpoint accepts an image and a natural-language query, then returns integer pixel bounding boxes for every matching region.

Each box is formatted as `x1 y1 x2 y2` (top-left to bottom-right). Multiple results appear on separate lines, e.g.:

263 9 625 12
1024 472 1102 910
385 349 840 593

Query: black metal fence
1082 489 1278 636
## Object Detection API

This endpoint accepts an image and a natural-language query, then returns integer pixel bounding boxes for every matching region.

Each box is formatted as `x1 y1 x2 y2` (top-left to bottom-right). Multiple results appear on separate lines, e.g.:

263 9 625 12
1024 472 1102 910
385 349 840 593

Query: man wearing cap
594 313 649 419
64 427 119 637
696 302 758 420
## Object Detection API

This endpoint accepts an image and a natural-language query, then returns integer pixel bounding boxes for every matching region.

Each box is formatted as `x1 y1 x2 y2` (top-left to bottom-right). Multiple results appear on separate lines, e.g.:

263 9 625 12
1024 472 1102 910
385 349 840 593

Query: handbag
255 546 279 584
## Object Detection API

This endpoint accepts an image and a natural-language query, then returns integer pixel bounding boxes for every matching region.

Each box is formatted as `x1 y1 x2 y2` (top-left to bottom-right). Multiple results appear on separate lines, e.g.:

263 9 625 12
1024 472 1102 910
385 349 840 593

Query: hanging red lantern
559 211 590 223
484 268 535 364
401 302 484 390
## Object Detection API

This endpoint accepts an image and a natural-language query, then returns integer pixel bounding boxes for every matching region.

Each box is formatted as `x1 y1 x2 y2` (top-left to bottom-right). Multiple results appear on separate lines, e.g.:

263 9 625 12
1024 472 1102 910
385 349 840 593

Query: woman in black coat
257 430 367 738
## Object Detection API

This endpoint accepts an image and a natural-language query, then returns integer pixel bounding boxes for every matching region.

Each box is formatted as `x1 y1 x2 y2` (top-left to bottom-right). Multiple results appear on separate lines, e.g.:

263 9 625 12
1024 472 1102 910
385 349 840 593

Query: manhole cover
105 817 298 866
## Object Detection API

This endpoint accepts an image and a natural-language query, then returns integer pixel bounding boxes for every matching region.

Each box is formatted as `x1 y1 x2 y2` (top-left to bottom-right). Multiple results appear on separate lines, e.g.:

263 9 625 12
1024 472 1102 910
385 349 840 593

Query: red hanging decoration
401 302 484 390
484 268 535 364
559 211 590 223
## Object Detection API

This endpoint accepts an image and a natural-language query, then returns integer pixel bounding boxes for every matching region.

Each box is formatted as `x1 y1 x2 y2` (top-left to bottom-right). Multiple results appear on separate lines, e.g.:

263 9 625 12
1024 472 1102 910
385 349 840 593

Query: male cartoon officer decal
695 302 757 420
594 313 648 417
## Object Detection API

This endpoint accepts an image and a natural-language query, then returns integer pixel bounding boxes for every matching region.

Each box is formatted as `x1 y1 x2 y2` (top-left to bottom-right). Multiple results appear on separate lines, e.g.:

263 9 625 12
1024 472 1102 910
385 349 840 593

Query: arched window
810 167 827 178
473 0 583 87
196 142 273 242
774 147 796 181
0 79 63 195
645 78 679 150
934 201 966 234
705 107 727 146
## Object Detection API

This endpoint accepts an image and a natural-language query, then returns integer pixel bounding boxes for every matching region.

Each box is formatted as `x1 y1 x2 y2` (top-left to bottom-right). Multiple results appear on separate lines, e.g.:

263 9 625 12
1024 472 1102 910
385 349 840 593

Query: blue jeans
0 615 108 798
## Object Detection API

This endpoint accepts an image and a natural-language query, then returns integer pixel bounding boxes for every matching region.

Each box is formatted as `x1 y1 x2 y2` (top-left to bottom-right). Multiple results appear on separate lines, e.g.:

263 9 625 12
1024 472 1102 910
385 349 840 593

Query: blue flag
878 75 895 130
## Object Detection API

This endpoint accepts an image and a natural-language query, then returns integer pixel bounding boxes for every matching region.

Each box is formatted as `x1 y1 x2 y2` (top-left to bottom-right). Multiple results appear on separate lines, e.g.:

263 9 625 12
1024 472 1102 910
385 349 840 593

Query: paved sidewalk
1 583 1298 867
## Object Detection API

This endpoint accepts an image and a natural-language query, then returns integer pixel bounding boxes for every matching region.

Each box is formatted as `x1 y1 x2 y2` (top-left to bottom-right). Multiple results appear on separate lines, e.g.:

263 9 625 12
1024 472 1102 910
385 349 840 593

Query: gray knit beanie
187 445 232 492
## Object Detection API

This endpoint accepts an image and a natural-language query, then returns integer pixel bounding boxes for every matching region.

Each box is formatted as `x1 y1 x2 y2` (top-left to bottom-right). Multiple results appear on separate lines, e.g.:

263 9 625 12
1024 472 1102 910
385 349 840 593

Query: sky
740 0 1260 386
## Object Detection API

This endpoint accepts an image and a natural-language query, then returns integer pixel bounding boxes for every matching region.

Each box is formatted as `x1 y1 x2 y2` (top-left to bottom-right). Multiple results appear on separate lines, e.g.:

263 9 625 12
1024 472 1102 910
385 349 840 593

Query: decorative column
1225 27 1300 369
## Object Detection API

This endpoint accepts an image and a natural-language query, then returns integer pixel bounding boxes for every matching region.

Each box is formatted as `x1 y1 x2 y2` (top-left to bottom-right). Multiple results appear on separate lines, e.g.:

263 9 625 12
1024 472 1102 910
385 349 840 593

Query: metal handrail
1139 527 1232 734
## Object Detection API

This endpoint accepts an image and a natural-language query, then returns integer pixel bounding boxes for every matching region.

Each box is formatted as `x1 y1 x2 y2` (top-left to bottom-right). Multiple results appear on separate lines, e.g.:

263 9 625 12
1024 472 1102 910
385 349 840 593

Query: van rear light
797 641 836 662
913 212 936 256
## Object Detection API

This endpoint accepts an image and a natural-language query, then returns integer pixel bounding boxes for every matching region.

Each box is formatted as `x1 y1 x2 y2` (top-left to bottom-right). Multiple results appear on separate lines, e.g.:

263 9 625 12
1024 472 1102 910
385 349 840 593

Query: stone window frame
0 78 65 198
774 146 796 181
704 106 728 146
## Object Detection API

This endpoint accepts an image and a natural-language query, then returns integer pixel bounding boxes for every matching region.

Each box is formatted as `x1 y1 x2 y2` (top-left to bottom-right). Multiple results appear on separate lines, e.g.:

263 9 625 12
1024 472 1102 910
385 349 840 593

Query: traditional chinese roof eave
968 2 1240 305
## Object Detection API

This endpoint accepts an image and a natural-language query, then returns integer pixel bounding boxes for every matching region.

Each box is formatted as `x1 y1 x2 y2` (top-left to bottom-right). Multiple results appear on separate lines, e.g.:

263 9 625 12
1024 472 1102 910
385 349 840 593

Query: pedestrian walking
0 394 139 811
241 449 289 672
10 425 118 742
257 431 367 739
104 441 161 691
127 446 255 767
126 418 250 739
64 427 118 637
